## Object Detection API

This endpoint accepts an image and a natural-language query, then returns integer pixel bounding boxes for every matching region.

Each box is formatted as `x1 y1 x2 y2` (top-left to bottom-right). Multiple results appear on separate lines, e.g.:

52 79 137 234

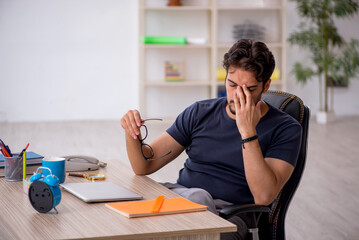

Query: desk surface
0 160 236 240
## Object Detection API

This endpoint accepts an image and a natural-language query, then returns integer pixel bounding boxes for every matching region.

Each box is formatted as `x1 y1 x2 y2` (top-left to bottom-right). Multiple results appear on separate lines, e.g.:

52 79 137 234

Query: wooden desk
0 160 236 240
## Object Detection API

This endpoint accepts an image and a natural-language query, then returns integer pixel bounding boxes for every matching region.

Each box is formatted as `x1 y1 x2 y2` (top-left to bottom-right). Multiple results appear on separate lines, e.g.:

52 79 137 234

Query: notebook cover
0 151 43 167
106 197 207 218
0 151 44 161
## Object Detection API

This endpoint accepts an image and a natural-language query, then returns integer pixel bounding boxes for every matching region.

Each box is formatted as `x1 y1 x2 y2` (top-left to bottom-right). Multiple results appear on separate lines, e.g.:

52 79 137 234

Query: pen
18 143 29 158
23 151 27 180
5 145 12 157
151 196 165 213
0 139 11 157
0 146 10 157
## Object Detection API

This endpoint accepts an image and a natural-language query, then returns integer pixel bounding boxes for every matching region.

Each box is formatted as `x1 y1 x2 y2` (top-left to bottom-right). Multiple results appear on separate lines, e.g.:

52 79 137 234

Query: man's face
225 67 270 115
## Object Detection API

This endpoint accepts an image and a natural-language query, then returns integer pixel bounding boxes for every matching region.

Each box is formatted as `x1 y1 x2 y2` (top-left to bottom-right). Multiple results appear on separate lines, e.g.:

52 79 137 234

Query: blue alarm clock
28 167 61 213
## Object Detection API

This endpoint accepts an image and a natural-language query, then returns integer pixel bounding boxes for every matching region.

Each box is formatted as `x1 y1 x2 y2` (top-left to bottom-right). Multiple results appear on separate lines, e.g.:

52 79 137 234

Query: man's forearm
242 140 279 205
125 133 151 175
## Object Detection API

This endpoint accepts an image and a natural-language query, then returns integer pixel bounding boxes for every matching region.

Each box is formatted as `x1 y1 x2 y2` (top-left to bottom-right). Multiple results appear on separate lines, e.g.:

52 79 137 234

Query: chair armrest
219 204 270 219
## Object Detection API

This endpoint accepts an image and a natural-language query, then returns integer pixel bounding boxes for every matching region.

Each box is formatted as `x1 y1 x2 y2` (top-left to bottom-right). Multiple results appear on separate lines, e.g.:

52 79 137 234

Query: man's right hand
120 110 185 175
121 110 143 140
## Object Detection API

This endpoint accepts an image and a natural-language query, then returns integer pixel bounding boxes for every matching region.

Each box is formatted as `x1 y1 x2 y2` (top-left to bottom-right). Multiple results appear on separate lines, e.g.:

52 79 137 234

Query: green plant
288 0 359 112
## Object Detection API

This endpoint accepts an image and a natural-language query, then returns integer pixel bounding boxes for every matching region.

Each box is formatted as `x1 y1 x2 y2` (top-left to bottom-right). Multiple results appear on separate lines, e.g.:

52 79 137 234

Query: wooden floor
1 116 358 240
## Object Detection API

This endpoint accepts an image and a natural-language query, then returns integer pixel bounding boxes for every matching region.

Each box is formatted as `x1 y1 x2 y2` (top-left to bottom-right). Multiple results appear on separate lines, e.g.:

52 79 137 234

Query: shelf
143 44 212 49
143 6 212 11
216 80 283 87
217 42 283 49
217 6 282 11
144 5 282 11
216 81 225 87
145 81 211 87
139 0 286 118
143 42 282 50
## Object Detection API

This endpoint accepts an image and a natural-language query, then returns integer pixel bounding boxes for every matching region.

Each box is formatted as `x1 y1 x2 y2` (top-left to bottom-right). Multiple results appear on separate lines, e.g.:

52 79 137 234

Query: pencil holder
28 167 61 213
4 154 23 181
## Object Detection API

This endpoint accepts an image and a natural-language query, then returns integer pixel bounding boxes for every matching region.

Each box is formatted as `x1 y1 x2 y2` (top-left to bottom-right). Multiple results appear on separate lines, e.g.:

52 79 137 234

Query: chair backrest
260 90 310 240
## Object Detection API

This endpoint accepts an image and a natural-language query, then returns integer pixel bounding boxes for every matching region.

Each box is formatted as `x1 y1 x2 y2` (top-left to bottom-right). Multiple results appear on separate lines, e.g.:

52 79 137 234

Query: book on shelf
105 197 207 218
217 68 226 82
217 85 227 98
0 151 44 167
144 36 187 45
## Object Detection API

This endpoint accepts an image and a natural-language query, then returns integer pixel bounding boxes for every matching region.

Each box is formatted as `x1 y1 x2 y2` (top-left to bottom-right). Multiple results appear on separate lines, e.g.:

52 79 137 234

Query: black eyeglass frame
138 118 172 161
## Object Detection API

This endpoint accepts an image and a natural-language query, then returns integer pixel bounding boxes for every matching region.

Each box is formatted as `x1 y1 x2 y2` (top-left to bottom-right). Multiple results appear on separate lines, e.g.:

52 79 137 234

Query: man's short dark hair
223 39 275 85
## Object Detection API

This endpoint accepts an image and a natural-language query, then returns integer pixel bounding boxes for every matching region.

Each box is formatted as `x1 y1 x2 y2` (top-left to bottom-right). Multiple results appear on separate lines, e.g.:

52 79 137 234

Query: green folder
144 36 187 45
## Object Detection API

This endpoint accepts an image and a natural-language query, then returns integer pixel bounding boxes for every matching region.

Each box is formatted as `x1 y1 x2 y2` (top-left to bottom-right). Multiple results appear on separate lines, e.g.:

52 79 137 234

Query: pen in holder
28 167 61 214
22 151 32 194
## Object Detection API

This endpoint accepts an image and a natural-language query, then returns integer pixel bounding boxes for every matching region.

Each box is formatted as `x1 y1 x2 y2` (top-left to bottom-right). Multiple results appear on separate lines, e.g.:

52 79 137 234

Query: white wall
1 1 358 122
286 2 359 116
0 0 138 122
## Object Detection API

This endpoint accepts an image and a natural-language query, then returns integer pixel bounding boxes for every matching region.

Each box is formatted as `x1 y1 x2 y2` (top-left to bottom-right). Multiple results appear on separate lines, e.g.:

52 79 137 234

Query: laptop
60 182 143 203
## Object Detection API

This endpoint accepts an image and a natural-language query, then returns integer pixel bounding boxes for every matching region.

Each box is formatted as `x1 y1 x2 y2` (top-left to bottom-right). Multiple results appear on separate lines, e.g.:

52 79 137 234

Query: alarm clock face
28 181 54 213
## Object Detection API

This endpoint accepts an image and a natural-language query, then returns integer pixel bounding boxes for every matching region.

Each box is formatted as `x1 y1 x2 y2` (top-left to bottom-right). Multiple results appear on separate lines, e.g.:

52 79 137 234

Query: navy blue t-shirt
166 97 302 205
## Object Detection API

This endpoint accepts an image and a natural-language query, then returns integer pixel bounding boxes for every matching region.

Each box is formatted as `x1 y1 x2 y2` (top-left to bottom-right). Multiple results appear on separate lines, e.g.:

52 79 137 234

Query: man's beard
228 100 236 115
227 96 262 115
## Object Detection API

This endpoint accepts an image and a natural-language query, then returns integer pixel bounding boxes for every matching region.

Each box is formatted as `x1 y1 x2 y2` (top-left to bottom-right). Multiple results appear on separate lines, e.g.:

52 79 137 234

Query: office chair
219 90 310 240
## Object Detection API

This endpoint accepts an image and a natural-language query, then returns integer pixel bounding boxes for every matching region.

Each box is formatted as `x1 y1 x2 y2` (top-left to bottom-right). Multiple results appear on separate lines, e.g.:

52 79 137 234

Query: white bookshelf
139 0 286 119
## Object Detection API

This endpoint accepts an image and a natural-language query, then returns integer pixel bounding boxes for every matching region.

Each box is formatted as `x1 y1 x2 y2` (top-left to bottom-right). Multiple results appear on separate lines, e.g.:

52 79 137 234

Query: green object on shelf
144 36 187 45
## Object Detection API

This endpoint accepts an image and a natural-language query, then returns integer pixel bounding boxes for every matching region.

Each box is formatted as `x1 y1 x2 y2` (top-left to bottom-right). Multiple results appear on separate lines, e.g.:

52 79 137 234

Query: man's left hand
233 85 264 138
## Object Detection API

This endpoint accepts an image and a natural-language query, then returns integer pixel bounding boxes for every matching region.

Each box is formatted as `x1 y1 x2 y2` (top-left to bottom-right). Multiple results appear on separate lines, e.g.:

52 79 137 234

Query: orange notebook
105 197 207 218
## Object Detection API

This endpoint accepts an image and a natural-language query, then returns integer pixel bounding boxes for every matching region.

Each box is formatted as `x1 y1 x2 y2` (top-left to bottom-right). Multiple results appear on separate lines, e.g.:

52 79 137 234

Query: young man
121 39 302 239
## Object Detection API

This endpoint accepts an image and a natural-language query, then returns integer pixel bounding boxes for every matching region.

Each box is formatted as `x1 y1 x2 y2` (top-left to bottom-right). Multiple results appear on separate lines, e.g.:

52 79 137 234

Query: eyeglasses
138 118 172 161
